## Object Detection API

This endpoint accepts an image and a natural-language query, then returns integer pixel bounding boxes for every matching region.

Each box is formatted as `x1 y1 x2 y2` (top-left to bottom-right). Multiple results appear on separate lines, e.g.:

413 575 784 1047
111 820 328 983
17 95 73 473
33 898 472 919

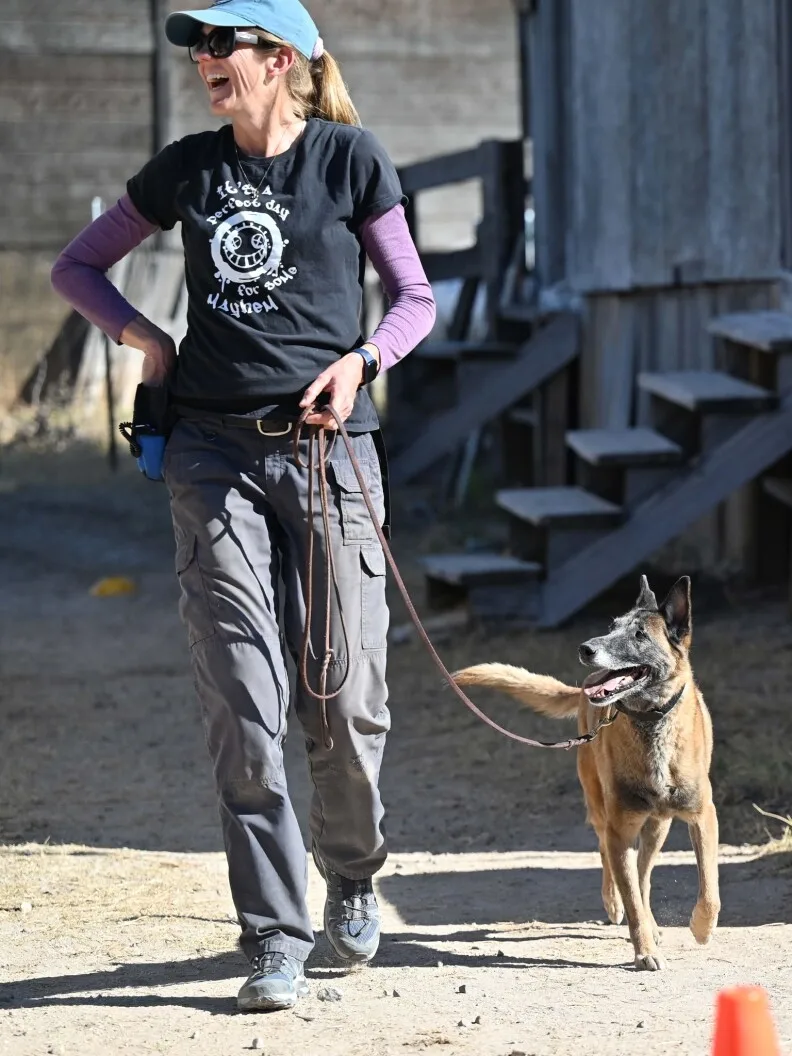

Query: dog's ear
660 576 692 643
636 574 658 611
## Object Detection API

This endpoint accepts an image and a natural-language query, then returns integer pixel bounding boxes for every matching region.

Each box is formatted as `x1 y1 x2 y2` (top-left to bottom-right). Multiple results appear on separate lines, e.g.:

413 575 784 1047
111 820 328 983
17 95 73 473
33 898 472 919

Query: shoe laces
339 877 375 922
251 951 289 974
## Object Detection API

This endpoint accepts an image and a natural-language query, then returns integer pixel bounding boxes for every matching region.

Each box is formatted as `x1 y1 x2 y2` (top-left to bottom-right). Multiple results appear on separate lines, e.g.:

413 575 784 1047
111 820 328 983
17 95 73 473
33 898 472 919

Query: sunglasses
188 26 280 63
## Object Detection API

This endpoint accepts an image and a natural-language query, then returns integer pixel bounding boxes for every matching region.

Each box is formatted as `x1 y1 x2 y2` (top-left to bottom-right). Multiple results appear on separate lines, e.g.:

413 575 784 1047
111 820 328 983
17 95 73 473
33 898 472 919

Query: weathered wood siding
564 0 782 293
579 282 780 429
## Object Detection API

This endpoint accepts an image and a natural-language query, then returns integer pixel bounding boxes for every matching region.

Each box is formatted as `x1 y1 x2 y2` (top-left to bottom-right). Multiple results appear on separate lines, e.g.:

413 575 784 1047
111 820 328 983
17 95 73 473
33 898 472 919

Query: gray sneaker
313 846 381 963
237 952 309 1012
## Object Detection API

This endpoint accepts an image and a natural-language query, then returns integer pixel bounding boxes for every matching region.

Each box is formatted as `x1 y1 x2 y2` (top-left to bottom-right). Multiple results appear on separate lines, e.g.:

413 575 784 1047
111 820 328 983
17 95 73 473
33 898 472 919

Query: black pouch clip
118 384 173 482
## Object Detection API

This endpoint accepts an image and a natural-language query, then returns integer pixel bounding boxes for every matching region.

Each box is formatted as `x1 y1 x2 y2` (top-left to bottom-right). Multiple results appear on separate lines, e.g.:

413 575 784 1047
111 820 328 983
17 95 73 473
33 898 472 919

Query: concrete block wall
0 0 520 408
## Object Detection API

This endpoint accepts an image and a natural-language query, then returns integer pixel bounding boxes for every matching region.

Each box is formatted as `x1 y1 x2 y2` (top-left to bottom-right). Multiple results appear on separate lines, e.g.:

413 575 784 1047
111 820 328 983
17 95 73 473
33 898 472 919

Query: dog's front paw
602 885 624 925
689 901 719 945
605 901 625 925
634 953 666 972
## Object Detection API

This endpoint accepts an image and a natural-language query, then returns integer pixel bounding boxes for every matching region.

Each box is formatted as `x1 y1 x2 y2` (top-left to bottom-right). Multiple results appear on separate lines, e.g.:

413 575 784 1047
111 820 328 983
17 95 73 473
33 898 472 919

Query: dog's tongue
583 669 637 700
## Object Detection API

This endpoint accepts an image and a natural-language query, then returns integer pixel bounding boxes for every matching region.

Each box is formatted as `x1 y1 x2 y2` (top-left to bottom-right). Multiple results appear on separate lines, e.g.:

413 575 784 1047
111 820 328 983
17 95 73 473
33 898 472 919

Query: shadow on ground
377 855 792 929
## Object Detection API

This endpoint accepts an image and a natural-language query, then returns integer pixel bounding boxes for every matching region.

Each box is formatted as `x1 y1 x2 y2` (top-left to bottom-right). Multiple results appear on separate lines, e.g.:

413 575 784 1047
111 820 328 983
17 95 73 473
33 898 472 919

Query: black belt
174 403 391 539
174 405 296 436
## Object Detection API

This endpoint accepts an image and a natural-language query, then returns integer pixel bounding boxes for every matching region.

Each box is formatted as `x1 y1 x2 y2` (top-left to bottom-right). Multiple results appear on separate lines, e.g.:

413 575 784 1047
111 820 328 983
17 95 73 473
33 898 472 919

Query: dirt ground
0 440 790 1056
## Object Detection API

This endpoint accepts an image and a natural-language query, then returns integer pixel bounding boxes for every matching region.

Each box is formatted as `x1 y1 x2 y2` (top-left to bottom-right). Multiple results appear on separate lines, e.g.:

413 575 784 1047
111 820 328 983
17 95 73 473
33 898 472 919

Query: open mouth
582 666 651 705
206 74 230 94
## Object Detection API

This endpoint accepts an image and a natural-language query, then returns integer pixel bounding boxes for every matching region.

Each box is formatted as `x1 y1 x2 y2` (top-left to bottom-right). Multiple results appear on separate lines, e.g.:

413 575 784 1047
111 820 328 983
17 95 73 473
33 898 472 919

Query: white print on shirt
211 210 283 284
206 178 298 316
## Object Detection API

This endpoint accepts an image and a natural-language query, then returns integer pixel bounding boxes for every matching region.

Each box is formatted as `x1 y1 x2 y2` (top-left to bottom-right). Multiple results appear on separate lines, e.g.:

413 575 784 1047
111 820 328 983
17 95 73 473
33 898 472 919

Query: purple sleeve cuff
50 194 159 343
360 204 436 373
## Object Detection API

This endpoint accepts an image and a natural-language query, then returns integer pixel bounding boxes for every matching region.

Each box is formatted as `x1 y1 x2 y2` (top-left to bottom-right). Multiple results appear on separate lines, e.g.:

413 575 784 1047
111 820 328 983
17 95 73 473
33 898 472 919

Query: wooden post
514 0 533 144
778 0 792 269
527 0 569 289
479 139 525 337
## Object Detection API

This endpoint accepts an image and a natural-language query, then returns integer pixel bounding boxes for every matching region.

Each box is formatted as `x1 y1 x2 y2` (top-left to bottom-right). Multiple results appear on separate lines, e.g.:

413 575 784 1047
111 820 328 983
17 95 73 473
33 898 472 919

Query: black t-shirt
126 119 405 431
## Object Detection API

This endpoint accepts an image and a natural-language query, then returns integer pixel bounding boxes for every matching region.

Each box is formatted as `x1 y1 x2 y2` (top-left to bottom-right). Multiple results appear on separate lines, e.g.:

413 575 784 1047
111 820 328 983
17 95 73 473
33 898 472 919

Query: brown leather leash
292 406 618 752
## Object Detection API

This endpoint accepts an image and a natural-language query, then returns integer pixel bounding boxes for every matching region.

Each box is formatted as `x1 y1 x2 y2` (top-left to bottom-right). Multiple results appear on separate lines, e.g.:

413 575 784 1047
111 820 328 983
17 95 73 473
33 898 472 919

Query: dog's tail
452 663 580 719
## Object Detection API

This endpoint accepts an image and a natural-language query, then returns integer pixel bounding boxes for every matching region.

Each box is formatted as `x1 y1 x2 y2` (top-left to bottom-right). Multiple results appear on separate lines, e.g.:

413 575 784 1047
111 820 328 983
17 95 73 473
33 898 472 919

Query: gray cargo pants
163 417 390 963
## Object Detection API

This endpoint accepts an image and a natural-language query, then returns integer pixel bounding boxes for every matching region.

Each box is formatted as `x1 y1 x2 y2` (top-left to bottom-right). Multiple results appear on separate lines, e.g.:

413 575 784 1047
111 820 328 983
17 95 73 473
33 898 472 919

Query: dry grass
754 805 792 860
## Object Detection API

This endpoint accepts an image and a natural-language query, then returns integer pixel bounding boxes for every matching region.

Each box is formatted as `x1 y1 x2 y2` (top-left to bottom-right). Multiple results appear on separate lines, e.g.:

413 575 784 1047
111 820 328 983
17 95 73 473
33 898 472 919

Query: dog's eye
635 628 648 641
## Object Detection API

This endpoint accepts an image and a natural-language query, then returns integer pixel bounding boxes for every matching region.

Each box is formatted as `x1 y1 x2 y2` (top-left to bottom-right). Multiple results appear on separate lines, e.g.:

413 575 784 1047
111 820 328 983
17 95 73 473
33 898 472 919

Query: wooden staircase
419 309 792 627
390 313 578 486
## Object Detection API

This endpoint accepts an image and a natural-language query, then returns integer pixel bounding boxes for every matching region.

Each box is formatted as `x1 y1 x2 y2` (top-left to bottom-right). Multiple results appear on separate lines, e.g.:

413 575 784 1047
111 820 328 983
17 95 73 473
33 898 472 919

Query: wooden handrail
398 145 485 195
421 247 483 284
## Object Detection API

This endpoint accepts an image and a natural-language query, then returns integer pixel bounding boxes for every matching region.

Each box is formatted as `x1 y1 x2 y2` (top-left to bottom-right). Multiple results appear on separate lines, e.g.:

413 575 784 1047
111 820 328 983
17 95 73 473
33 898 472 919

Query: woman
51 0 435 1013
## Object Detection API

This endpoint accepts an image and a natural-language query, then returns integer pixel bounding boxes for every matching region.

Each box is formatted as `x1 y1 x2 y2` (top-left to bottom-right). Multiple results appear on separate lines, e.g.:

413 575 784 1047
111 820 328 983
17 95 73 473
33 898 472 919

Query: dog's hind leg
687 797 720 946
607 812 665 971
638 815 672 946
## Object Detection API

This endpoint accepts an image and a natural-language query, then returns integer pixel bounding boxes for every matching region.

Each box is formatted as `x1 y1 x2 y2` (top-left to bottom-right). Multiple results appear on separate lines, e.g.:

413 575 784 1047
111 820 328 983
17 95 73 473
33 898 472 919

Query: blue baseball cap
165 0 321 61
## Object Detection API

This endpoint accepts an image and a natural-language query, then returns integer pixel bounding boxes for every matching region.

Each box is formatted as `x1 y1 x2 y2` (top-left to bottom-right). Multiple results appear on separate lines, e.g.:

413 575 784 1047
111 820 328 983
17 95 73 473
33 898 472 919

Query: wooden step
412 339 516 361
496 486 622 528
707 311 792 353
537 399 792 628
762 476 792 508
420 552 542 612
637 371 777 413
566 428 683 467
420 552 542 587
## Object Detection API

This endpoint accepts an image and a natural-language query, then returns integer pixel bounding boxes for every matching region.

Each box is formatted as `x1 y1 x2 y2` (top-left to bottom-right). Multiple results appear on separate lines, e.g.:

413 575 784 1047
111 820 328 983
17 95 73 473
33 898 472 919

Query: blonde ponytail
257 31 360 126
308 51 360 126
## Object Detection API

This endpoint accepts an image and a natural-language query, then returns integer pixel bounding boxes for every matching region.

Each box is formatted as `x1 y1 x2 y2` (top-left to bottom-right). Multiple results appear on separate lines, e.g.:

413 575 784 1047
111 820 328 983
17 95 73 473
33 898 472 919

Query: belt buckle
256 419 292 437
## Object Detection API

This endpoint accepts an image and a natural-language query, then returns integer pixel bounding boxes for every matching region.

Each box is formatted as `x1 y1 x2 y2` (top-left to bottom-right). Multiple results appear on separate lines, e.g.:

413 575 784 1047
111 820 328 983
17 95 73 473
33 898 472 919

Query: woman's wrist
361 341 381 368
346 343 380 386
120 313 168 354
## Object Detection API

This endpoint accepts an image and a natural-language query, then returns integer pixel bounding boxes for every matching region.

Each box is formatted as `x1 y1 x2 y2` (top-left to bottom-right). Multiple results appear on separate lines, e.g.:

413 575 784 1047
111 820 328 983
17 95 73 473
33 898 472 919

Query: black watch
352 346 379 386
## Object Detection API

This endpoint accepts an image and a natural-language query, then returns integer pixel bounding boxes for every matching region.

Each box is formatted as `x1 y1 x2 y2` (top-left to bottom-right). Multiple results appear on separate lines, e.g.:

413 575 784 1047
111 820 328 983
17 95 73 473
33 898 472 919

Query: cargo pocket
360 545 388 650
174 527 215 646
328 456 383 545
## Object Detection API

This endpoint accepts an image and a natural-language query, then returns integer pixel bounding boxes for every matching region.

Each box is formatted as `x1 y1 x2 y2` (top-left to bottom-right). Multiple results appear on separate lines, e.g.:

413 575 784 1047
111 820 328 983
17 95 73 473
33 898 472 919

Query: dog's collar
615 684 686 725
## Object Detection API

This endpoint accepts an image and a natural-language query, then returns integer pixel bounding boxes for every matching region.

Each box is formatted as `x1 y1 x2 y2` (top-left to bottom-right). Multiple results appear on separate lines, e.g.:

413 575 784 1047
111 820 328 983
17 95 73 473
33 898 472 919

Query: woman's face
195 24 291 118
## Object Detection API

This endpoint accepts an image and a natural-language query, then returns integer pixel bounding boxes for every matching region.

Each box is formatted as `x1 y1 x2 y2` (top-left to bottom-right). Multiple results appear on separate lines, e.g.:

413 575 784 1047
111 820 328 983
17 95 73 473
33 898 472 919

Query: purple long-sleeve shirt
51 194 435 374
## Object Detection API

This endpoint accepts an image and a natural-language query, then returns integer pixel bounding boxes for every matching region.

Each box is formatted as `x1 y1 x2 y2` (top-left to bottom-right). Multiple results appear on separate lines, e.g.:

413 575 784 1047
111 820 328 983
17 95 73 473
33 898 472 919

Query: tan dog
454 575 720 971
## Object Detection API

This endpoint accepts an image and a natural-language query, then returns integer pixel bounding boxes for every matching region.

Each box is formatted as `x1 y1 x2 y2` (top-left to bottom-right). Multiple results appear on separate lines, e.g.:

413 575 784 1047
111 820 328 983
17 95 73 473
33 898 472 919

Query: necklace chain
234 122 299 197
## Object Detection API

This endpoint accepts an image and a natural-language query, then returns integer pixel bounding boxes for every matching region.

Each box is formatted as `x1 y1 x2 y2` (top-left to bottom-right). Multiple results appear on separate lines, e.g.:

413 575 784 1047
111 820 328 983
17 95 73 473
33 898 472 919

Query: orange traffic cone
712 986 781 1056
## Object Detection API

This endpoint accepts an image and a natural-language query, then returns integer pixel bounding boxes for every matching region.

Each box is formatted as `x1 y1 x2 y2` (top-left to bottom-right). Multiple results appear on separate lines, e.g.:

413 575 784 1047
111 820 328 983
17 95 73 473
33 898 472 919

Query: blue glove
136 432 166 481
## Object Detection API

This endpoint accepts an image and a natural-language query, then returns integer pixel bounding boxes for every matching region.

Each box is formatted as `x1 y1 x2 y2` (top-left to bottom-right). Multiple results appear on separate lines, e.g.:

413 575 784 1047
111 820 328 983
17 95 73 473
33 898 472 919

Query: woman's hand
119 314 177 386
300 349 377 429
